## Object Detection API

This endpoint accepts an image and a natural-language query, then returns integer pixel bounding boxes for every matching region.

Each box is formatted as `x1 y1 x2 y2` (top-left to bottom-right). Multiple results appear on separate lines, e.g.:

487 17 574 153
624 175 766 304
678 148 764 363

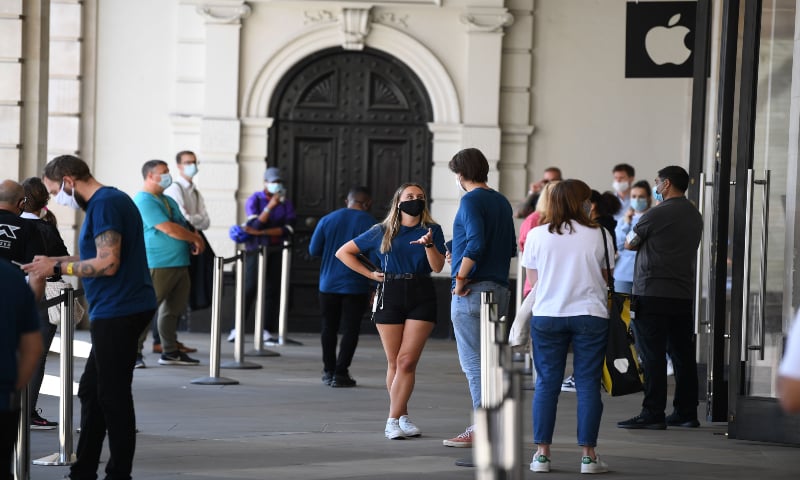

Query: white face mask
183 164 198 178
612 180 630 194
455 175 467 193
54 181 80 210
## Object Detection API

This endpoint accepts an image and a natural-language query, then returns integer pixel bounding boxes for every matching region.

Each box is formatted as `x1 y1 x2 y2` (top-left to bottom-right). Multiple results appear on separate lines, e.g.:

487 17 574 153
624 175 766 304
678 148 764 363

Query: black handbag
600 228 644 396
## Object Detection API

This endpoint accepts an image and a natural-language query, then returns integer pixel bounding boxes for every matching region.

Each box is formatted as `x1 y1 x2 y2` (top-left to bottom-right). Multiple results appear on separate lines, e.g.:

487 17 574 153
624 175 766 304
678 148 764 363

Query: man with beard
23 155 157 480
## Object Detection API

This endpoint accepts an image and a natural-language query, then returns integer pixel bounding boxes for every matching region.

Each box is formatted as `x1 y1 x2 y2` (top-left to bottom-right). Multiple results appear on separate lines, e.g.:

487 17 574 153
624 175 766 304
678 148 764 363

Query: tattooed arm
22 230 122 278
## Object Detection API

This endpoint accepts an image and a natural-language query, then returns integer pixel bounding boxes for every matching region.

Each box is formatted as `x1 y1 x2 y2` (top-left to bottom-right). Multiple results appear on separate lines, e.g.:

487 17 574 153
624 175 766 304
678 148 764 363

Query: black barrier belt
39 289 86 309
222 252 243 265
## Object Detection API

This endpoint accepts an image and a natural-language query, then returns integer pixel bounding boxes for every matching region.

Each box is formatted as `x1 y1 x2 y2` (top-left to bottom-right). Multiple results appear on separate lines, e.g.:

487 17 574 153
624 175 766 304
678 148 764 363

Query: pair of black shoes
321 371 357 388
617 411 699 429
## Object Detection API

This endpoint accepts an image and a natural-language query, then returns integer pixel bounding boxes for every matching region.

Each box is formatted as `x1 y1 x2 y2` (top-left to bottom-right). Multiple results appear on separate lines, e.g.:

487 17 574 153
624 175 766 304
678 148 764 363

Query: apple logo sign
645 13 692 66
626 1 696 78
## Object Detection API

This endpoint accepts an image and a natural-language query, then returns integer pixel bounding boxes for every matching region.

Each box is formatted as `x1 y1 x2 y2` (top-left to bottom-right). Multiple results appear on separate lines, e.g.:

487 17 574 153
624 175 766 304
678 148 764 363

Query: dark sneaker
153 342 197 354
665 412 700 428
617 414 666 430
331 373 357 388
158 351 200 366
31 410 57 430
134 355 146 369
322 371 334 386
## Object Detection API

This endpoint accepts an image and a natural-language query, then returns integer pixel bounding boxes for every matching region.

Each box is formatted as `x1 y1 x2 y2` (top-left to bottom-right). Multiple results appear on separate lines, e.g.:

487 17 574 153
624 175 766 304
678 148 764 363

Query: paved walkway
27 331 797 479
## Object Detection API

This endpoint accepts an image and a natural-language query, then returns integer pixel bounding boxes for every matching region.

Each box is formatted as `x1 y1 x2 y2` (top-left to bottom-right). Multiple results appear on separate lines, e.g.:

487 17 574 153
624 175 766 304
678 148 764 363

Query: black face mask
398 199 425 217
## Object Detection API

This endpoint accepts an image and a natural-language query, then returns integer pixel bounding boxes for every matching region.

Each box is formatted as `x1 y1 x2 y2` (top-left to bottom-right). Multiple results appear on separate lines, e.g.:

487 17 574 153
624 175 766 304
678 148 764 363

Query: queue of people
12 148 798 479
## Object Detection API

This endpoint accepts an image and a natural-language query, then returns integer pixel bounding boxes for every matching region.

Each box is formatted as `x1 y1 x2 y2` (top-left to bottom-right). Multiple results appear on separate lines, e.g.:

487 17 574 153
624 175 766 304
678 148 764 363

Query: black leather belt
383 273 425 280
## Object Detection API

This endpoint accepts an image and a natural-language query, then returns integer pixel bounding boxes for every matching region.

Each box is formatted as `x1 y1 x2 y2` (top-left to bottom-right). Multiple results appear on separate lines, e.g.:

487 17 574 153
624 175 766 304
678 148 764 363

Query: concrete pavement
27 331 798 479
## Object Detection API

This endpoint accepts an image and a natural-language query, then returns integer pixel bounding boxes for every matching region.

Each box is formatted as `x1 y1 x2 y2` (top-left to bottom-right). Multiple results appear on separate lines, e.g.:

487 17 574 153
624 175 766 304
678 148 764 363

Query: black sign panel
626 1 697 78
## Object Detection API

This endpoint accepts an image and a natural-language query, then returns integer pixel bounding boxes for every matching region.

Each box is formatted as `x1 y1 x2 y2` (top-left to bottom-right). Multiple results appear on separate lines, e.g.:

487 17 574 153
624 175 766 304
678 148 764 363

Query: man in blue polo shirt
24 154 157 480
309 186 376 387
135 160 205 367
1 259 43 480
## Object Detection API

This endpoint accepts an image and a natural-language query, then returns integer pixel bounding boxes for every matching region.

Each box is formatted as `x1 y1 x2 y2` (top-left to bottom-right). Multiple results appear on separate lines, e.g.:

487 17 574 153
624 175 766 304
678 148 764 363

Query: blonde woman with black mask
337 183 446 440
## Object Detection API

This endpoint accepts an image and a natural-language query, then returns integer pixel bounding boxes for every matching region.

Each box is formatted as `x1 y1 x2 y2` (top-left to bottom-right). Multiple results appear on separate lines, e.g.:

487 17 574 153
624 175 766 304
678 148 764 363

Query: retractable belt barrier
192 255 240 385
473 291 523 480
272 239 302 346
16 286 85 479
248 245 279 357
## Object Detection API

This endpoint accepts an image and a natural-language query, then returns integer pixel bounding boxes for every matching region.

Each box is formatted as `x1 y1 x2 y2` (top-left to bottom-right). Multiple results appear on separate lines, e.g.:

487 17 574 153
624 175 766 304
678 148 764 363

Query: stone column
20 0 50 179
195 1 251 257
459 7 514 188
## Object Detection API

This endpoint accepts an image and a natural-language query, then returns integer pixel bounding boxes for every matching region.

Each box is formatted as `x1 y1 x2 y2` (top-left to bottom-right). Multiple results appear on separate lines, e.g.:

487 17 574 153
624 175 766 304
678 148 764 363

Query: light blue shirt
134 192 191 268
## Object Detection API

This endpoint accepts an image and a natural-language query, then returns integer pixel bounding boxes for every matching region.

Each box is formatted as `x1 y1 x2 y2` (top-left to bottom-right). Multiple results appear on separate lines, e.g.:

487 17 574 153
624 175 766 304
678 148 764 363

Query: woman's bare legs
376 320 434 418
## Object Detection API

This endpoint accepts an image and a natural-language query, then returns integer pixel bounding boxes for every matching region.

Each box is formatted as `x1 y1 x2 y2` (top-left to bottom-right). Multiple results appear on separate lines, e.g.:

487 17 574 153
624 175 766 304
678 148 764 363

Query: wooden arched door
268 47 433 331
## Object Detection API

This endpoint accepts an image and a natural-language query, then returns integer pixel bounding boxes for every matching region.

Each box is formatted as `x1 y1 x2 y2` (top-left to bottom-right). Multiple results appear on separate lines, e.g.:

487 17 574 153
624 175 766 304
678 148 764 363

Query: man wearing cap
234 167 296 344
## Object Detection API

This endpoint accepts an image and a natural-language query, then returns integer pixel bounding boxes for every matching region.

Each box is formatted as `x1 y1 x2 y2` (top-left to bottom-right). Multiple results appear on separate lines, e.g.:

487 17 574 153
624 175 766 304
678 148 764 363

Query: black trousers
319 292 369 375
70 310 153 480
0 409 19 480
29 305 58 417
631 295 699 420
243 249 283 334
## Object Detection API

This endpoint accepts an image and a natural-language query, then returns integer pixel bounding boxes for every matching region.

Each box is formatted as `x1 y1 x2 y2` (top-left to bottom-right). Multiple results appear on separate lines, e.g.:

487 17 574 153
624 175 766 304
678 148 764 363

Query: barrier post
33 286 77 466
14 388 30 480
222 251 261 369
192 256 239 385
457 292 523 478
248 245 279 357
275 239 302 346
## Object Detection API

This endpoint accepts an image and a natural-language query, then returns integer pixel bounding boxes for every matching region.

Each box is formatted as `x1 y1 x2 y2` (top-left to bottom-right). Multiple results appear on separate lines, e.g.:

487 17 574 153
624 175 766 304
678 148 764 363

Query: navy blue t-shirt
80 187 157 320
308 208 376 294
0 260 40 411
353 222 445 274
451 188 517 289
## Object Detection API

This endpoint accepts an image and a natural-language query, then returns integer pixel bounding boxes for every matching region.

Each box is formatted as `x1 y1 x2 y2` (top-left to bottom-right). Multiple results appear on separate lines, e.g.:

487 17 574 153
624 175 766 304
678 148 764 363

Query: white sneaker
580 455 608 474
561 375 576 392
398 415 421 437
385 418 405 440
530 453 551 473
227 329 236 342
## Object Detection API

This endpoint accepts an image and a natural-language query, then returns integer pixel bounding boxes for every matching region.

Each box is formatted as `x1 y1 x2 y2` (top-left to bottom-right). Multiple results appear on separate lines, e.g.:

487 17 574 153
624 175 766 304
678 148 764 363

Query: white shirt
779 313 800 380
522 222 613 319
163 175 210 231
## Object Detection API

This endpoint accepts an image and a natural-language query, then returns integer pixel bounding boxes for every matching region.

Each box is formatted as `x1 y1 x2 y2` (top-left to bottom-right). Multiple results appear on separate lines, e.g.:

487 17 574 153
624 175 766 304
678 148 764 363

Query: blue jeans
531 315 608 446
451 281 509 409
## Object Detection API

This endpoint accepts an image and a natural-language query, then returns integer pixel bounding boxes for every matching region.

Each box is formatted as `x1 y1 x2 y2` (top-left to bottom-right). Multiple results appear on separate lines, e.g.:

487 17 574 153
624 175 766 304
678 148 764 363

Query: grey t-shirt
632 196 703 299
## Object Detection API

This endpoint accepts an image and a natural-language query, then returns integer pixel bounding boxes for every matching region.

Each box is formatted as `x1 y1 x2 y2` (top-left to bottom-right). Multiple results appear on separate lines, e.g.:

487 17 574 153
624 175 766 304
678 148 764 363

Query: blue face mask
266 182 283 195
158 173 173 189
653 184 664 203
631 198 648 212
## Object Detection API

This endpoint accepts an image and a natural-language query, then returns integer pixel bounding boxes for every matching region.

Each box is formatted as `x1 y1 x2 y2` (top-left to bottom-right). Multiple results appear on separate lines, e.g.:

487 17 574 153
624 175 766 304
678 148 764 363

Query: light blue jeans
451 281 510 409
531 314 608 446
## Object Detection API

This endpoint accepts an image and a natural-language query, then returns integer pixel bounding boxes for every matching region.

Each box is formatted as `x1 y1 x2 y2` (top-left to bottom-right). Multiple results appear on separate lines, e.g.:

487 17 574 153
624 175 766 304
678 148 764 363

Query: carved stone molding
196 2 252 25
342 7 372 51
460 10 514 33
304 10 337 25
372 11 409 29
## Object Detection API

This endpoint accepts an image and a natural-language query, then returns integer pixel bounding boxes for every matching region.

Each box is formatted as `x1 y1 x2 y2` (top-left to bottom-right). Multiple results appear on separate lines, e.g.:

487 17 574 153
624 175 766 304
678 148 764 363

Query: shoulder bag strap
600 227 613 294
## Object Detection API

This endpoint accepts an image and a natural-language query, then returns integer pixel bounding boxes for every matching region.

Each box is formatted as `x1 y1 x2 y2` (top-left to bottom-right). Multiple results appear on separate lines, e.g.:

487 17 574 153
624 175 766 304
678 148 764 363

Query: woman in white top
521 179 613 474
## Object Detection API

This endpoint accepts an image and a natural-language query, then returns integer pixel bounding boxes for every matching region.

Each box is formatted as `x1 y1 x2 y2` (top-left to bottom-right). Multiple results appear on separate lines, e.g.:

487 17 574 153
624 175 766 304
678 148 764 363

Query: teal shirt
134 191 191 268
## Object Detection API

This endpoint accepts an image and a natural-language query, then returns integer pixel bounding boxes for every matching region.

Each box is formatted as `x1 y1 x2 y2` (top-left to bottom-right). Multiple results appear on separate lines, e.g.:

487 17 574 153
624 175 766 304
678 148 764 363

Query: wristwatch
53 261 61 276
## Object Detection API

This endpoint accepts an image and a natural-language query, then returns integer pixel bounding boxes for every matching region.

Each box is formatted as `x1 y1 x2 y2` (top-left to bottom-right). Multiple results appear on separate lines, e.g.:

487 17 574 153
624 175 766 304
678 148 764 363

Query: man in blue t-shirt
444 148 517 448
134 160 205 367
23 155 157 480
308 187 376 387
0 259 42 480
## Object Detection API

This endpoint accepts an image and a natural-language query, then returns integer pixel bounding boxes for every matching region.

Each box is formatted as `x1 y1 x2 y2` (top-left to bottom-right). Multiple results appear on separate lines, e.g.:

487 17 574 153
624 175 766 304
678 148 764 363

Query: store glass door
727 0 800 444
